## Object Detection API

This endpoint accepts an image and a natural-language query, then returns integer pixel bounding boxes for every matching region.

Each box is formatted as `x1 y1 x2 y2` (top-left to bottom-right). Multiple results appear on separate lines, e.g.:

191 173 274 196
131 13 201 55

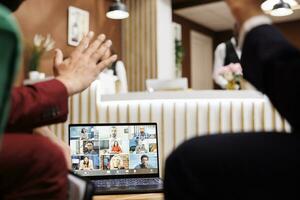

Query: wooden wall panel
13 0 121 84
275 20 300 49
122 0 157 91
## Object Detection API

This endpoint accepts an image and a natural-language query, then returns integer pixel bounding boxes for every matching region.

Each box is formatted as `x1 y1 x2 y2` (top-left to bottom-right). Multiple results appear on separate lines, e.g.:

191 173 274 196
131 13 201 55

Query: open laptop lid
69 123 160 179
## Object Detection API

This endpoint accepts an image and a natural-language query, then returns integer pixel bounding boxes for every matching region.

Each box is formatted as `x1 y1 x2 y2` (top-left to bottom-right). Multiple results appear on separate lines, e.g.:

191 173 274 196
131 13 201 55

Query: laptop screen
69 123 159 177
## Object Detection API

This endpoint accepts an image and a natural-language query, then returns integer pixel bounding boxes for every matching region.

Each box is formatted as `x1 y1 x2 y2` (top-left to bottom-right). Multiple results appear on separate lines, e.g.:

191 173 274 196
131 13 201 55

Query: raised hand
54 31 118 96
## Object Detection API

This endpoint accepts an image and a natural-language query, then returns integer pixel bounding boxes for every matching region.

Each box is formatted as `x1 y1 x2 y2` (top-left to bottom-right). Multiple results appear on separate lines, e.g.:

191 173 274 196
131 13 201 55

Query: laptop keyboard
93 178 162 187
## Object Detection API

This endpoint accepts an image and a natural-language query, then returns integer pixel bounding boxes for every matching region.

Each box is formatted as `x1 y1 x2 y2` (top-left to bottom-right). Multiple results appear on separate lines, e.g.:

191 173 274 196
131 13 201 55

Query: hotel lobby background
13 0 300 90
11 0 295 176
13 0 159 92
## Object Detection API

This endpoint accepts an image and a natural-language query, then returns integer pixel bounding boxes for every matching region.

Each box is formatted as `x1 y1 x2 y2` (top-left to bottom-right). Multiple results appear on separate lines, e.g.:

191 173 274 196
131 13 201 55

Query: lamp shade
270 0 294 16
106 0 129 20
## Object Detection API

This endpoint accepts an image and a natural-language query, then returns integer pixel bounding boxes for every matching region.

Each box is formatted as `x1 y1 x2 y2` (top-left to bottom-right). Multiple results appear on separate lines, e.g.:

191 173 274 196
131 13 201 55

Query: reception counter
51 87 290 175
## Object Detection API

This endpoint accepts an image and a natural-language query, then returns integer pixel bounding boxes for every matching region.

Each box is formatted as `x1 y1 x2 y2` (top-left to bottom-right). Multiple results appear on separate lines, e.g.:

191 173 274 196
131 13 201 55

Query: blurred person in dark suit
164 0 300 199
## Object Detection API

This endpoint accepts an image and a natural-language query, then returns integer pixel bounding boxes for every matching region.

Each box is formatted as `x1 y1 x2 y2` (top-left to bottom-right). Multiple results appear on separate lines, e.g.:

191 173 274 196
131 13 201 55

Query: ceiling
174 1 300 32
172 0 221 9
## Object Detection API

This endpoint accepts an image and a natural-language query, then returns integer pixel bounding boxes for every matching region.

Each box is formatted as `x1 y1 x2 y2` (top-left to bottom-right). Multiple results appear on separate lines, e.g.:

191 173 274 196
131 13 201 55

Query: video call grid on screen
69 123 159 177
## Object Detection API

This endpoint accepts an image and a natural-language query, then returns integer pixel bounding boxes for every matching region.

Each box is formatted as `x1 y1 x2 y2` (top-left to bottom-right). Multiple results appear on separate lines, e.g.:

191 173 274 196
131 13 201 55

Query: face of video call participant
86 142 95 153
83 156 89 163
140 155 149 168
82 128 87 134
140 127 145 135
111 156 123 169
111 127 117 138
113 141 119 146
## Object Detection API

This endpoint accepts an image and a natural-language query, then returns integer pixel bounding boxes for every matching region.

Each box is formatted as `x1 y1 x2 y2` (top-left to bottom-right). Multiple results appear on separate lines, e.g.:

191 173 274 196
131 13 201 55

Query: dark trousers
164 133 300 200
0 134 68 200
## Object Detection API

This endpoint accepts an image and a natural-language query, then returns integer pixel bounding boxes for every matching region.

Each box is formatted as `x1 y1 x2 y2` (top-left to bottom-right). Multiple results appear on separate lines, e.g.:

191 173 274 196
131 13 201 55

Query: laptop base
94 185 163 195
92 178 163 195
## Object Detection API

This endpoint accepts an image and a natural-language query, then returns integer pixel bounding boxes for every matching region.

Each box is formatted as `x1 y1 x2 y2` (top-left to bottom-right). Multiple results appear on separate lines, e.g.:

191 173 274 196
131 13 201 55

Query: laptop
69 123 163 195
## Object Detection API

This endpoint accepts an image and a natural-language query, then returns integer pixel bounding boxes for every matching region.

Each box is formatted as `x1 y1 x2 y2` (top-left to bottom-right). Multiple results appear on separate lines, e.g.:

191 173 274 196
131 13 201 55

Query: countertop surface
100 90 265 101
93 193 164 200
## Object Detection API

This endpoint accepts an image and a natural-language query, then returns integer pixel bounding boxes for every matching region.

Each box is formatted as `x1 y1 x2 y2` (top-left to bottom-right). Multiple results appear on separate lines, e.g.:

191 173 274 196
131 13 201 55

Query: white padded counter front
51 86 291 175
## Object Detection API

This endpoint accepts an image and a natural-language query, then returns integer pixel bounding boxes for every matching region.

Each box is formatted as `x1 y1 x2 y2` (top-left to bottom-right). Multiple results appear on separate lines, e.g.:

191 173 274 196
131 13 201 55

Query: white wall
190 30 213 90
156 0 175 79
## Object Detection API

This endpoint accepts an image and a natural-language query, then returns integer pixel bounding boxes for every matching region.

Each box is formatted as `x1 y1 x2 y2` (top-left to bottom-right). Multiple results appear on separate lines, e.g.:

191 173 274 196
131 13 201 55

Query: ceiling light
106 0 129 20
270 0 294 16
261 0 297 11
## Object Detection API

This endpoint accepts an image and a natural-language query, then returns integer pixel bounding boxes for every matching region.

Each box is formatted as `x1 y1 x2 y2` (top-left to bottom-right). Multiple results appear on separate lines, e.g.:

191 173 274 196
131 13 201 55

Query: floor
93 193 164 200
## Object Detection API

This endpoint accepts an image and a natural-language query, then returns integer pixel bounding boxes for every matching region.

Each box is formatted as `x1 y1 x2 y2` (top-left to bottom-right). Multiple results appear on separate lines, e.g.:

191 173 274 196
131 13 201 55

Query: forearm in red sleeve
5 79 69 133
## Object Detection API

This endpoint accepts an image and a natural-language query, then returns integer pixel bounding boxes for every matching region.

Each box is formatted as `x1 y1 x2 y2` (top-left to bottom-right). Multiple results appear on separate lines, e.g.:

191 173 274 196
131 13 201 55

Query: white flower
43 34 55 51
45 40 55 51
33 34 44 47
33 33 55 51
228 63 243 75
43 34 51 48
223 71 234 81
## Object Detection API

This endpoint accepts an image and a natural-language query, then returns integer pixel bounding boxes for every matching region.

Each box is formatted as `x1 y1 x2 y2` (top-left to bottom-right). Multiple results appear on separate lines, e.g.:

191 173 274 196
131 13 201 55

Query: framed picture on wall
68 6 89 46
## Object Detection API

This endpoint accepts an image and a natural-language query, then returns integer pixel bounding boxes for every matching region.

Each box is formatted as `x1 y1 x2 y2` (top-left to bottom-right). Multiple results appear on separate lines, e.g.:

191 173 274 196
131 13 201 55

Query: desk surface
93 193 164 200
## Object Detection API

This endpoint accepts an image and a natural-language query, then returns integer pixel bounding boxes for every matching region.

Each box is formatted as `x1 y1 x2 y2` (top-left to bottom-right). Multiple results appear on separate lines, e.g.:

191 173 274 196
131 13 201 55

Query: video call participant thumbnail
134 127 150 141
84 141 97 154
80 128 89 140
79 156 94 170
134 155 153 169
111 140 123 154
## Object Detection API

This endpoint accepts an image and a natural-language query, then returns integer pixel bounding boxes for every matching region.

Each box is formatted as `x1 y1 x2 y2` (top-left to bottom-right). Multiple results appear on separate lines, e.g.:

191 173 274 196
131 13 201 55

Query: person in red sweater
0 0 117 199
111 140 123 154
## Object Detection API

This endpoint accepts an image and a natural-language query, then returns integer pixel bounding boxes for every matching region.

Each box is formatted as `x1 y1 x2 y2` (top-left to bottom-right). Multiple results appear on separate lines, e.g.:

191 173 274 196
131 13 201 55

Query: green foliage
175 38 184 67
28 47 42 71
175 38 184 77
27 34 55 71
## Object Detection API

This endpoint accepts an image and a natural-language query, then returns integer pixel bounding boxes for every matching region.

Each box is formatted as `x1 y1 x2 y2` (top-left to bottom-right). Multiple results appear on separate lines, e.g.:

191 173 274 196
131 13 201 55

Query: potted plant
27 34 55 80
175 38 184 78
